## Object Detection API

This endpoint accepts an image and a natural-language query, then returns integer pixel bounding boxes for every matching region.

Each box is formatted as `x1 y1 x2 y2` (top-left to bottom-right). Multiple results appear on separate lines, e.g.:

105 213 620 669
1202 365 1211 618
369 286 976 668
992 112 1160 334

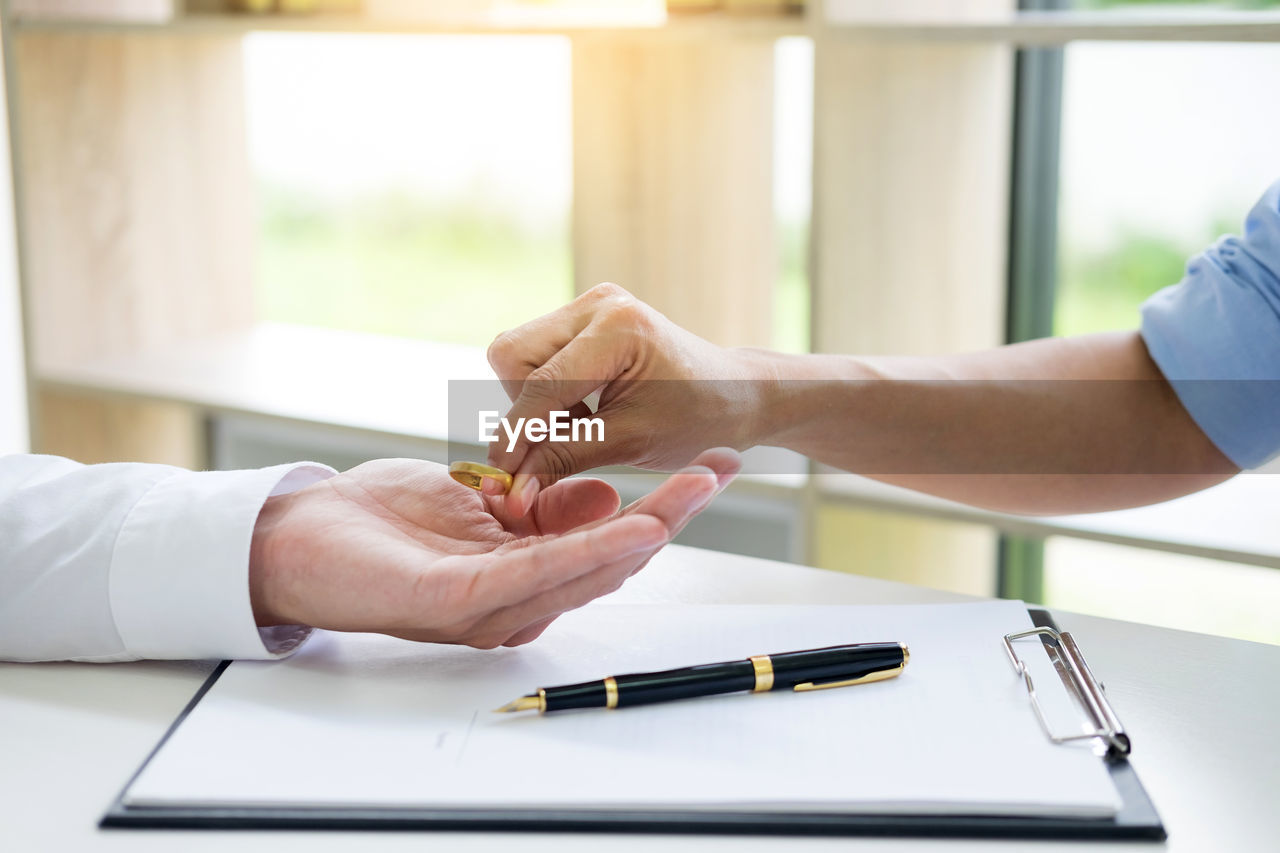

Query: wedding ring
449 461 514 494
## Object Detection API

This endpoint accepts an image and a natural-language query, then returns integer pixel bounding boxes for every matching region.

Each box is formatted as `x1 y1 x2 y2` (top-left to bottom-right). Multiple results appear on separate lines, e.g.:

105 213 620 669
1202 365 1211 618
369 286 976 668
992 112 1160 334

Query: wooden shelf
13 7 1280 42
36 323 486 442
7 8 807 38
35 322 807 490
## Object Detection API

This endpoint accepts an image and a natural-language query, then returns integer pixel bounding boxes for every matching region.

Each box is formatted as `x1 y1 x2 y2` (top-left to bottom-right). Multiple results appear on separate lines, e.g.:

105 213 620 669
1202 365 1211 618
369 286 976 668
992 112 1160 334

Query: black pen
494 642 909 714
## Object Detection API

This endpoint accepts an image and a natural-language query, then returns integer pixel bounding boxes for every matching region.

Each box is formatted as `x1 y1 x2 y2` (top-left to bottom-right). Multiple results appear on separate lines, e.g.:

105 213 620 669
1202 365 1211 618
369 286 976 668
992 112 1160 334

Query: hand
248 449 741 649
485 283 766 516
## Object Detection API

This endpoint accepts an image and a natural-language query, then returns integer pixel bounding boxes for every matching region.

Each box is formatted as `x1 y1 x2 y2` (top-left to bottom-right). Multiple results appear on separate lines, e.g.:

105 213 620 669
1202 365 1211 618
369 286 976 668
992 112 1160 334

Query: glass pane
1050 41 1280 642
774 36 813 354
1056 42 1280 336
1044 537 1280 645
1072 1 1280 9
245 33 809 354
244 34 573 349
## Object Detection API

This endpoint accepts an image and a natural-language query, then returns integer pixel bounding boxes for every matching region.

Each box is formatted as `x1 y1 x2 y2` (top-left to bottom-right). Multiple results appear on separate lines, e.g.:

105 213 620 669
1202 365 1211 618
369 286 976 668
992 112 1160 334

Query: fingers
486 282 634 397
485 285 653 516
487 310 584 399
410 514 668 649
466 534 667 649
486 323 636 480
455 514 668 615
622 467 719 535
686 447 743 492
488 476 620 537
499 452 741 640
618 448 742 532
480 454 739 647
501 434 615 519
528 477 620 535
391 452 742 650
604 449 740 580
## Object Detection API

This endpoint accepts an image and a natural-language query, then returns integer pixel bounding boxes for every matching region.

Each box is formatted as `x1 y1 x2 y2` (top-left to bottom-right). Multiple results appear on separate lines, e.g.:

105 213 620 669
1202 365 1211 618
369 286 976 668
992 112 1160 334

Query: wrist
732 349 880 449
249 493 291 627
729 347 837 449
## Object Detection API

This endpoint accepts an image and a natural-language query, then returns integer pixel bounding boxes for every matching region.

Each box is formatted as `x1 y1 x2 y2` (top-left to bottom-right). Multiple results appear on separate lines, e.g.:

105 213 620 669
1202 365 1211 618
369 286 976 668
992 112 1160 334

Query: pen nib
493 695 542 713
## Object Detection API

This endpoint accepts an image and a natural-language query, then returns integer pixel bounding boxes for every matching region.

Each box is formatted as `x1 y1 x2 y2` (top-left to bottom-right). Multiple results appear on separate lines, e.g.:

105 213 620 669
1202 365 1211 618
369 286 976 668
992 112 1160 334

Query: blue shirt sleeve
1140 180 1280 470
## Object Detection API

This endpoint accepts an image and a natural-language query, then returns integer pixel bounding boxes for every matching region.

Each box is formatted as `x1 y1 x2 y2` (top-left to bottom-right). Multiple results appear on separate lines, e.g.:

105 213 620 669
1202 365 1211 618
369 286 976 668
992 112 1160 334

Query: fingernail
515 474 540 513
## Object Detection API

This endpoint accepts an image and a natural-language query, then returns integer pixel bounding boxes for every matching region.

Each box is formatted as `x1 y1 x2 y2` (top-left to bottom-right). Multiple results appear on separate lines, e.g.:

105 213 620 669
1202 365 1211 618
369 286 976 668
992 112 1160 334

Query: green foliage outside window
257 184 811 353
1055 219 1236 337
255 185 572 349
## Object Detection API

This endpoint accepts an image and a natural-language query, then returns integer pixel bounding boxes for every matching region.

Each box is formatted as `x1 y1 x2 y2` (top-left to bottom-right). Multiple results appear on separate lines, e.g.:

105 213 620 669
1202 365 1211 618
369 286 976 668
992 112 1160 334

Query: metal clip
1004 626 1131 759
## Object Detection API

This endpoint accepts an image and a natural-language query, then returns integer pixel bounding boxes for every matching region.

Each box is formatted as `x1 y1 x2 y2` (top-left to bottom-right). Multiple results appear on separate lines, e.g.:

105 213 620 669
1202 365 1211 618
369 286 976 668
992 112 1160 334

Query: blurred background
1 0 1277 643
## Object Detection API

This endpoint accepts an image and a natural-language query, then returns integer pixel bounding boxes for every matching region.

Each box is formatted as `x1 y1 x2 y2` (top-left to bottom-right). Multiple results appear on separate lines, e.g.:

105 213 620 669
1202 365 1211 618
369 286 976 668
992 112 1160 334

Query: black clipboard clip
1003 626 1132 760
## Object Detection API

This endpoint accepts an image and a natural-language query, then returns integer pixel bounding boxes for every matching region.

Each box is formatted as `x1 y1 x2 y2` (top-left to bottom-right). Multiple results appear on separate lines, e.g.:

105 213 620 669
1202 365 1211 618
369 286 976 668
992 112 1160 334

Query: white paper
124 601 1120 818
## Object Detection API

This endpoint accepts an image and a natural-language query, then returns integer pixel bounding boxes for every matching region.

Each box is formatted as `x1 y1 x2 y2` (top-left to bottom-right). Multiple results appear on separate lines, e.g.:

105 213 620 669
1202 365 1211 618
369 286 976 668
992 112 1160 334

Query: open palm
249 450 739 648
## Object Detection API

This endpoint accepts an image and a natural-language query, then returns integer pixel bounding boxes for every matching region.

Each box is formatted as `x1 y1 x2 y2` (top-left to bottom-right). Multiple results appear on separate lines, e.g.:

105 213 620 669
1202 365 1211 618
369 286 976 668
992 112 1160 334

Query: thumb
504 418 620 517
485 326 633 477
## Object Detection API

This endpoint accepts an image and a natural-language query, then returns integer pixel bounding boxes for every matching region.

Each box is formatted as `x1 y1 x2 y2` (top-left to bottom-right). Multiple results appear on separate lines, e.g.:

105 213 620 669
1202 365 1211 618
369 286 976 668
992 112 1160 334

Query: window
244 34 574 349
1036 40 1280 642
1056 41 1280 336
1074 0 1279 9
244 32 812 354
774 36 813 355
1044 537 1280 644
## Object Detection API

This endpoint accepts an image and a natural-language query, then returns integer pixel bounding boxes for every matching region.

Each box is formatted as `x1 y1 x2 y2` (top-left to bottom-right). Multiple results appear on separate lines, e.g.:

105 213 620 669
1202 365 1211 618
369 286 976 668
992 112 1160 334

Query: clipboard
101 607 1166 841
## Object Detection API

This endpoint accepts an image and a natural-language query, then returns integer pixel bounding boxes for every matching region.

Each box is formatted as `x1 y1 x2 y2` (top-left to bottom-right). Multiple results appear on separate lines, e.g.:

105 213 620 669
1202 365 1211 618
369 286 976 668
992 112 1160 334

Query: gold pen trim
749 654 774 693
793 645 909 692
604 677 619 709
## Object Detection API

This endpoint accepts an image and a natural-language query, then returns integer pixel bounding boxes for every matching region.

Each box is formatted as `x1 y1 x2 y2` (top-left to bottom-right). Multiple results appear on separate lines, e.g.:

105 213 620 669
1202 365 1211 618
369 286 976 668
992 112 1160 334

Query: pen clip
792 664 905 692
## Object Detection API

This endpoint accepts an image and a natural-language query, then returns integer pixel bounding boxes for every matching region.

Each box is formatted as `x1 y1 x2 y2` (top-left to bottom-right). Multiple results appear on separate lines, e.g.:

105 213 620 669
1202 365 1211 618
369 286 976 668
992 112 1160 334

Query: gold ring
604 677 619 709
449 461 514 494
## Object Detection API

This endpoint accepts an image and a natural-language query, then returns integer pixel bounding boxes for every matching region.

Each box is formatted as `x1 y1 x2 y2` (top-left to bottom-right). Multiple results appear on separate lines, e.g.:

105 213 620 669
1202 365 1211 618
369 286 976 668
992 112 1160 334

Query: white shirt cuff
109 462 336 660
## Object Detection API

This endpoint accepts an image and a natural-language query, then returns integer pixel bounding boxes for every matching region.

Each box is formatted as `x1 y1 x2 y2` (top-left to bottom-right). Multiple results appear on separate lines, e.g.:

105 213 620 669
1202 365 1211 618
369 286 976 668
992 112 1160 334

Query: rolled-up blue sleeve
1140 180 1280 470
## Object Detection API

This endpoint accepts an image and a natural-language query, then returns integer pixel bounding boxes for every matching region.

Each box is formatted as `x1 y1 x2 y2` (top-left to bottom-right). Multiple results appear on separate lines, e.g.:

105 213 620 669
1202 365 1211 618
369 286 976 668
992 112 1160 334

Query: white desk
2 544 1277 851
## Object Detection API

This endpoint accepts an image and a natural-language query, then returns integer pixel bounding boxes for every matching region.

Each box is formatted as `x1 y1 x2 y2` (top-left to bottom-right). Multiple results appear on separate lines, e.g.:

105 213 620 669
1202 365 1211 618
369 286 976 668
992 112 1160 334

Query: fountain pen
494 641 908 714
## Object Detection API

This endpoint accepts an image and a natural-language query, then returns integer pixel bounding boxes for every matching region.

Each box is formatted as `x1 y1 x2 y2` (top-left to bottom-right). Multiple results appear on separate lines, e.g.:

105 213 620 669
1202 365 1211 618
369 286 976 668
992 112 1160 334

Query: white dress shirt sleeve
0 454 335 662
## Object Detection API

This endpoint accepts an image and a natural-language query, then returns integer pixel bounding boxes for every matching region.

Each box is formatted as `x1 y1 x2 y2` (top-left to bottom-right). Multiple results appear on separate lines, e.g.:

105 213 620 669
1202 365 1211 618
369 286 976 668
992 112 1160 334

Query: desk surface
2 544 1277 852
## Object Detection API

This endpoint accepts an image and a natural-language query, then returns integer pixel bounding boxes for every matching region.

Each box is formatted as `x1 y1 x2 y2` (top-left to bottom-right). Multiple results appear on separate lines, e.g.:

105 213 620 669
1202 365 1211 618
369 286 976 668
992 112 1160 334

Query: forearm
746 331 1237 514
